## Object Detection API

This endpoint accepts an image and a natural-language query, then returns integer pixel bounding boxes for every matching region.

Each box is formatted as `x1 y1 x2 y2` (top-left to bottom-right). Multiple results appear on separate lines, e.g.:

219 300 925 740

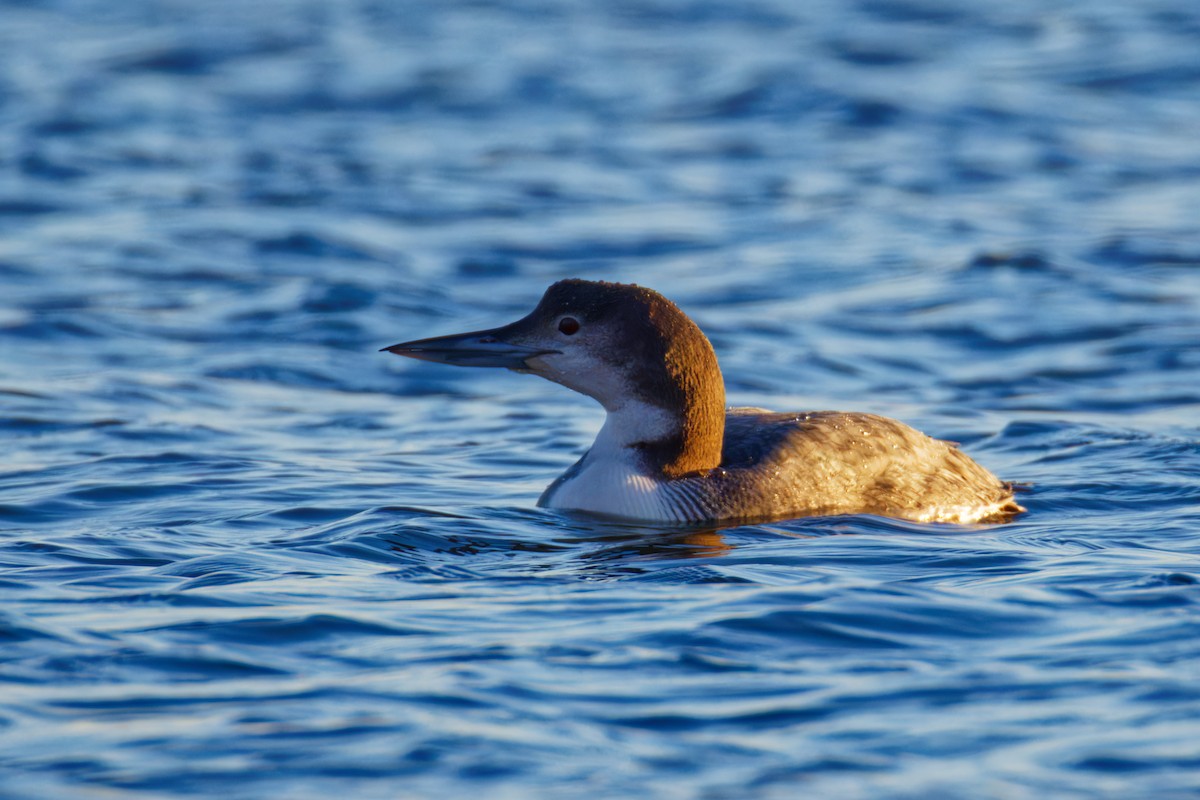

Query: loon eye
558 317 580 336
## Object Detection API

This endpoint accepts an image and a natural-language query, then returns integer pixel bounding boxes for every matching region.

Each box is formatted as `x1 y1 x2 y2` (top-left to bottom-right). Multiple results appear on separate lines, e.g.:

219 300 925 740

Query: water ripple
2 0 1200 797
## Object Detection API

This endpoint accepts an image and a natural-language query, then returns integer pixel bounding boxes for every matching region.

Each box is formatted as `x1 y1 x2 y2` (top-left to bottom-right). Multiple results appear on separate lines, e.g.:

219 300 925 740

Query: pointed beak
381 326 559 370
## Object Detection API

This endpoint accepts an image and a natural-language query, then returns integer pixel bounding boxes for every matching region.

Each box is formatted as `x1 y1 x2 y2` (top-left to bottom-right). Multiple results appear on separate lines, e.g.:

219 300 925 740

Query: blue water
3 0 1200 797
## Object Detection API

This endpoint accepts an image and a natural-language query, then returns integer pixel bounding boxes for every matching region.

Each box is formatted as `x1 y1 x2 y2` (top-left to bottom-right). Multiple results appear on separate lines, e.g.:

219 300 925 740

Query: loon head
384 279 725 477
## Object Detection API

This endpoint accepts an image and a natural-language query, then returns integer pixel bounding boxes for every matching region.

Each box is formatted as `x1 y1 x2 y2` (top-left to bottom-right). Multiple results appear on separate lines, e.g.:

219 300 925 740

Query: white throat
592 399 678 453
538 399 689 521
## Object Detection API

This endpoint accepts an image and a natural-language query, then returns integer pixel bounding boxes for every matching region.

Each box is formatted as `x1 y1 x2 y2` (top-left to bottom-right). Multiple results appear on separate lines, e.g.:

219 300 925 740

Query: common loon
383 279 1024 525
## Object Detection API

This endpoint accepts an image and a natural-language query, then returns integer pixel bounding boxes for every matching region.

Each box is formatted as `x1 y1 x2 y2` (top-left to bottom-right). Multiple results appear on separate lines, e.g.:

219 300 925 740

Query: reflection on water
2 0 1200 797
559 521 738 562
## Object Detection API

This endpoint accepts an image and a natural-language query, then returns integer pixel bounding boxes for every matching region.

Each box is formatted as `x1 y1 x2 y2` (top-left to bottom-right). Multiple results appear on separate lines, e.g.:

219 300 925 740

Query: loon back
384 279 1024 525
714 409 1021 523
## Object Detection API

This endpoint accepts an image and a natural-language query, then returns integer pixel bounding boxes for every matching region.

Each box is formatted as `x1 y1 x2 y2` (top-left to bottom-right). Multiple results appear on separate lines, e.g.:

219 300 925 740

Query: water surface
2 0 1200 797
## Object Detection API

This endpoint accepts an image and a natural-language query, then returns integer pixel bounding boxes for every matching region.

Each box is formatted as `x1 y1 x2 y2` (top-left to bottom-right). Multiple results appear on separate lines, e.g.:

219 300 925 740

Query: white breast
544 451 683 521
540 397 697 521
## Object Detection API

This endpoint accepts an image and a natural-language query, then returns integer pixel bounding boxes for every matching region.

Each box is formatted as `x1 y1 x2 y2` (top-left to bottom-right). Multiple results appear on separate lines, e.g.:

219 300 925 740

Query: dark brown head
384 279 725 476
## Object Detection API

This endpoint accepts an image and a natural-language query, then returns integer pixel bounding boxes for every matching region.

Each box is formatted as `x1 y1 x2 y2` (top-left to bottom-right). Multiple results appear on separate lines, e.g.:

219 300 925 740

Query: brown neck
632 317 725 479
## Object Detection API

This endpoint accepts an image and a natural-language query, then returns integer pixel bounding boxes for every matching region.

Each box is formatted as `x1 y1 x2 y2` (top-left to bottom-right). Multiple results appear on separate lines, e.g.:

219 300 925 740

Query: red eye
558 317 580 335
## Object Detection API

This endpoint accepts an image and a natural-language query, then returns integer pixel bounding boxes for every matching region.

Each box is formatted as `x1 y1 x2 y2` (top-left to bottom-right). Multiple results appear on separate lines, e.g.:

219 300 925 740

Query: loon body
384 280 1024 525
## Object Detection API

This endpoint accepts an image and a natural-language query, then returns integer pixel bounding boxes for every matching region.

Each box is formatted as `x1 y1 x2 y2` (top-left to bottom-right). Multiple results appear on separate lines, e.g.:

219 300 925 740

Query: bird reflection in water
551 514 820 567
